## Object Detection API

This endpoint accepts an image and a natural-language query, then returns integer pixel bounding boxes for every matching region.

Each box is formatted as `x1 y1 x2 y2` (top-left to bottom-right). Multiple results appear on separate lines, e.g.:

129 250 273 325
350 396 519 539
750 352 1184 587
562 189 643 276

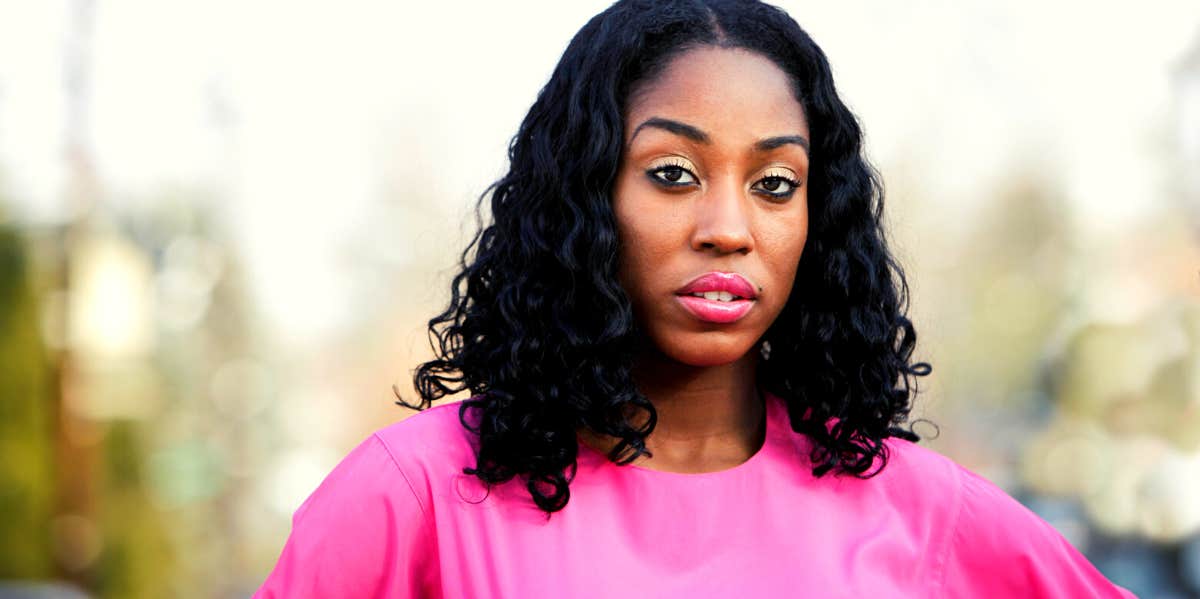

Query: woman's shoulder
369 399 482 497
876 435 1059 534
874 437 1135 597
373 399 477 459
861 434 968 505
252 402 473 597
874 435 1066 544
877 434 962 479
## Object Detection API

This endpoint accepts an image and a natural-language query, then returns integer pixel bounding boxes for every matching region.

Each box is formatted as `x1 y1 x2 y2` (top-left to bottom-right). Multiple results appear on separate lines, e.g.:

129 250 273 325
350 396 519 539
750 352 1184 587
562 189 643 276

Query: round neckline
577 389 780 479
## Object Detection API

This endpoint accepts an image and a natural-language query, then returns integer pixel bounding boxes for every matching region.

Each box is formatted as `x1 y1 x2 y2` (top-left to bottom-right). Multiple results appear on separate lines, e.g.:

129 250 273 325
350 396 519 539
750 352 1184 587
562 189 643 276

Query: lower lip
675 295 755 324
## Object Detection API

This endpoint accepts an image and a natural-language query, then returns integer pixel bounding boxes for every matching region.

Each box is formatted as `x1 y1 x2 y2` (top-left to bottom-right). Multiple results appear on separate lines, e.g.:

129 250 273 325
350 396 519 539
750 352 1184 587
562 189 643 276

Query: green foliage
95 422 176 599
0 222 56 578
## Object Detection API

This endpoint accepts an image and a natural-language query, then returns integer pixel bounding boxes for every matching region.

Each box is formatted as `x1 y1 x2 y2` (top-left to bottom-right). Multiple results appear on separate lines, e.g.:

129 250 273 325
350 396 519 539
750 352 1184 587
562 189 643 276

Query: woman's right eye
647 165 698 186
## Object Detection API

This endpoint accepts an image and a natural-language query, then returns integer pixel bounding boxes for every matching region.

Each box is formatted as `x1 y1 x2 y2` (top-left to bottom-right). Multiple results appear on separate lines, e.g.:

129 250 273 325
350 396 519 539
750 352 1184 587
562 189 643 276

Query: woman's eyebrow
629 117 709 145
754 135 809 155
628 117 809 156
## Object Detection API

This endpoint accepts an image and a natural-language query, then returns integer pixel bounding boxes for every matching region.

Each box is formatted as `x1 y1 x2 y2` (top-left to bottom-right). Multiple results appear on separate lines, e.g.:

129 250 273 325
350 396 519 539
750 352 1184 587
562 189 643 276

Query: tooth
718 291 733 302
703 291 721 301
692 292 705 297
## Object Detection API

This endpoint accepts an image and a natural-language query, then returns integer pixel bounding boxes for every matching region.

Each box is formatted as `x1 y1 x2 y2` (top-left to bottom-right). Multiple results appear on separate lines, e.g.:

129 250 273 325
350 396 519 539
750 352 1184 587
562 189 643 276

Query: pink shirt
255 391 1137 598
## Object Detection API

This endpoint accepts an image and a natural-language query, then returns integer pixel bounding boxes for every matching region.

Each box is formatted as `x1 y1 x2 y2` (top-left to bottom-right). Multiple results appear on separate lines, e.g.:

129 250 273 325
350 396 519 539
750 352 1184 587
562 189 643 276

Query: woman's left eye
754 175 801 198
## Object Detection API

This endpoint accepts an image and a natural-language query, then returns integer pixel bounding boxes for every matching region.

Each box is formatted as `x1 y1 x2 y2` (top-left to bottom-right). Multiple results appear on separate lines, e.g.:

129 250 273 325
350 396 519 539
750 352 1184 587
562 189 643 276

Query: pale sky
0 0 1197 344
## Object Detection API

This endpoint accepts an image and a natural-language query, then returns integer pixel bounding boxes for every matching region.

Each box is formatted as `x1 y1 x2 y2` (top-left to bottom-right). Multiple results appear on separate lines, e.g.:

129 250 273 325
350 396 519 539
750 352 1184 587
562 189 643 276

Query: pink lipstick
674 272 758 324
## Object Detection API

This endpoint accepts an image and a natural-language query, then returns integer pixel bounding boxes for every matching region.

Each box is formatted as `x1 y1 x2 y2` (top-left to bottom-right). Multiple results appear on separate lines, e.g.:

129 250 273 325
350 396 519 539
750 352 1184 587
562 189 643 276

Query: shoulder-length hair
398 0 932 516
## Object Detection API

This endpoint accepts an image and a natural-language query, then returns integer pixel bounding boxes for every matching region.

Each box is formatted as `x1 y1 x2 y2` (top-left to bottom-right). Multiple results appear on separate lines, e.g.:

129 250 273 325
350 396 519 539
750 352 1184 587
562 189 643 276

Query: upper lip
675 271 758 299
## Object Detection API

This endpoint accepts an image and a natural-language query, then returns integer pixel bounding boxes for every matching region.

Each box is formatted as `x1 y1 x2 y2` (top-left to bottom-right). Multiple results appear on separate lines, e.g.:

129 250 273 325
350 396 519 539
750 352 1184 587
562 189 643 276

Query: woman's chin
658 342 758 368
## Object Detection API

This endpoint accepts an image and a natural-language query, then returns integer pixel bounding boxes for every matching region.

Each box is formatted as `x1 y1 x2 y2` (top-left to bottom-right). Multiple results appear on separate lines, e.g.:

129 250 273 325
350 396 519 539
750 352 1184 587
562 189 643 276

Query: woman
256 1 1137 596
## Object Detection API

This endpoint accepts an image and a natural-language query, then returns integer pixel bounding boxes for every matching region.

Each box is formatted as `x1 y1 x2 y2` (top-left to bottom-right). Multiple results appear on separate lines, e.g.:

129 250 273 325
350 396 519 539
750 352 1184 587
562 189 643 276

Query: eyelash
645 162 802 200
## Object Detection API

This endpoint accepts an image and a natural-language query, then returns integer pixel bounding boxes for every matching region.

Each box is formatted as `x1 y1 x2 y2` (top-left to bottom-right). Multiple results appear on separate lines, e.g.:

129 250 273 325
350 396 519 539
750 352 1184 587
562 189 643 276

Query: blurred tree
0 210 56 578
949 172 1074 410
95 421 174 598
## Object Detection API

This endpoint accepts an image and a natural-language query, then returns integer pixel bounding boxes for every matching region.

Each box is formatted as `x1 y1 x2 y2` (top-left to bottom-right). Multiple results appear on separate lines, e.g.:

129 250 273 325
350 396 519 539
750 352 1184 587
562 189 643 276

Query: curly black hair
396 0 933 516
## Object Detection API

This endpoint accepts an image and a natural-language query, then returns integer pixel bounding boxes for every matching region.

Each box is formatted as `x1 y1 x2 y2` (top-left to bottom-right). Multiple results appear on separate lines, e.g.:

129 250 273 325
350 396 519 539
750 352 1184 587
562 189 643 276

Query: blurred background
0 0 1198 596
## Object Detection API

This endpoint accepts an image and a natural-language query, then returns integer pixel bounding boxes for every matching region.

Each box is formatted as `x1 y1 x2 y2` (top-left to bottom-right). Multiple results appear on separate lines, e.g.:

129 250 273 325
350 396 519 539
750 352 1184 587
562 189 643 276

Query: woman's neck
580 349 766 473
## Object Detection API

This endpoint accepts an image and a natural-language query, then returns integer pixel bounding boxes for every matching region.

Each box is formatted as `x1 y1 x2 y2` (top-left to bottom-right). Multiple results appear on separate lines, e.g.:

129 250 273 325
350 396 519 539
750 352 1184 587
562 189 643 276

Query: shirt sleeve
253 433 436 598
937 465 1138 598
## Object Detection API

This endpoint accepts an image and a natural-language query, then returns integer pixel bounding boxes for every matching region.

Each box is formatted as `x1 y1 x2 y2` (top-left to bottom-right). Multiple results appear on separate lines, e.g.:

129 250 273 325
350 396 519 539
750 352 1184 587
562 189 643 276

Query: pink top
255 391 1137 598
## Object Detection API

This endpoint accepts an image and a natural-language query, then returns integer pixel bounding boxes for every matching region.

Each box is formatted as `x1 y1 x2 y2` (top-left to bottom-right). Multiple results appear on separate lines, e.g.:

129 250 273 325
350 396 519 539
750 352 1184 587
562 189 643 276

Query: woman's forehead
624 46 809 147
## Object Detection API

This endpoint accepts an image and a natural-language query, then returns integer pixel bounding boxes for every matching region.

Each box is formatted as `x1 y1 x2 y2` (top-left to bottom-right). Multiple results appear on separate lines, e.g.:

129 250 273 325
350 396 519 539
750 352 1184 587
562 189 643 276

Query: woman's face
614 46 810 367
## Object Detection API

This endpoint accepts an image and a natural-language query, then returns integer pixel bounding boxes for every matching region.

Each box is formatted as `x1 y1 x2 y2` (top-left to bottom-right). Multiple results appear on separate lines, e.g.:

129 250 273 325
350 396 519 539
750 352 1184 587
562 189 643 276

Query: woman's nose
690 179 753 255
